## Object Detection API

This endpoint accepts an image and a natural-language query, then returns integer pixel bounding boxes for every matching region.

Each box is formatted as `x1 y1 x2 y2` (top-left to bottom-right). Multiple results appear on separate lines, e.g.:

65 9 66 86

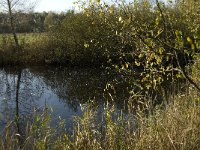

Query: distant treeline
0 11 66 33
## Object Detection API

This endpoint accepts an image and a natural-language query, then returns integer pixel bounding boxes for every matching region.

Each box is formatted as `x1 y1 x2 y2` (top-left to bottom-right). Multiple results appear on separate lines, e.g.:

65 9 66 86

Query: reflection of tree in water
0 66 132 139
30 67 131 111
0 69 15 127
0 67 45 132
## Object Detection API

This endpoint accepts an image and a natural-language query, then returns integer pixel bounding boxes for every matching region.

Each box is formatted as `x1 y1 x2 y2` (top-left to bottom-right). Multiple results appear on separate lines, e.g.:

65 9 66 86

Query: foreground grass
0 84 200 149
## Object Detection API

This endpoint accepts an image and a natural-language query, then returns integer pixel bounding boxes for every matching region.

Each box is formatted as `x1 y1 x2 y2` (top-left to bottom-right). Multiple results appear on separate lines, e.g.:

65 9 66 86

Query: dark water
0 66 130 133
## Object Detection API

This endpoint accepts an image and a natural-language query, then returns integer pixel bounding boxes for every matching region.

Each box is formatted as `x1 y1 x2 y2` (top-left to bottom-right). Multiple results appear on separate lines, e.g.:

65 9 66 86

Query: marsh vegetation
0 0 200 149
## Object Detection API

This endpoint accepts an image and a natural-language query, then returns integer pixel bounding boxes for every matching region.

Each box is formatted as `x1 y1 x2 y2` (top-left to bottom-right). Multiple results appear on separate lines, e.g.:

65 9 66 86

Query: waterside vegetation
0 62 200 149
0 0 200 149
0 0 199 68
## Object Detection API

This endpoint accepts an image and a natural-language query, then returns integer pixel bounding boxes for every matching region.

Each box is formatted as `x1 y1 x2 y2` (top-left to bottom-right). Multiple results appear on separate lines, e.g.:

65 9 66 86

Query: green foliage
46 0 200 97
0 1 200 149
1 0 200 96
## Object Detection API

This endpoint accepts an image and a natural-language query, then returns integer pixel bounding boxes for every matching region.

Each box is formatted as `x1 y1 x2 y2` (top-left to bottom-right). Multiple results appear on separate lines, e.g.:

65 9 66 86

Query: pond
0 66 131 133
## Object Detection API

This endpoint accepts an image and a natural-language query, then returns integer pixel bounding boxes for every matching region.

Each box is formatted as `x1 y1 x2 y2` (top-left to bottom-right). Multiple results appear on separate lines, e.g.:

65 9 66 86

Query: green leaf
119 17 122 22
187 37 192 43
135 61 140 66
84 43 89 48
96 0 100 3
139 53 143 58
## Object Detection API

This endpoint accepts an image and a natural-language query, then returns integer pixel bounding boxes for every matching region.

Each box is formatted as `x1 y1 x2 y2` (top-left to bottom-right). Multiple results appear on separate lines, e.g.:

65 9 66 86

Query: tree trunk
7 0 19 48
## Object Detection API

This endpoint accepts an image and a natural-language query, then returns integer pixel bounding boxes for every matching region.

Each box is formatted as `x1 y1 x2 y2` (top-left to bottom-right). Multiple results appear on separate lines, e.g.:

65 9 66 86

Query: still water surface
0 66 130 133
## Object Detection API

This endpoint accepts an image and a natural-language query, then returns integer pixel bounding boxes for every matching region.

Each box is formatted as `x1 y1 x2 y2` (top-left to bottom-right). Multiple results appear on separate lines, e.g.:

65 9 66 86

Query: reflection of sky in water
37 87 82 132
0 67 130 133
0 68 82 132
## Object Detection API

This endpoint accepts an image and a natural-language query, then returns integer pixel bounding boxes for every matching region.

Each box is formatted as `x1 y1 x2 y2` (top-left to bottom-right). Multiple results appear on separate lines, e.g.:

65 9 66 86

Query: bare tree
0 0 38 48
